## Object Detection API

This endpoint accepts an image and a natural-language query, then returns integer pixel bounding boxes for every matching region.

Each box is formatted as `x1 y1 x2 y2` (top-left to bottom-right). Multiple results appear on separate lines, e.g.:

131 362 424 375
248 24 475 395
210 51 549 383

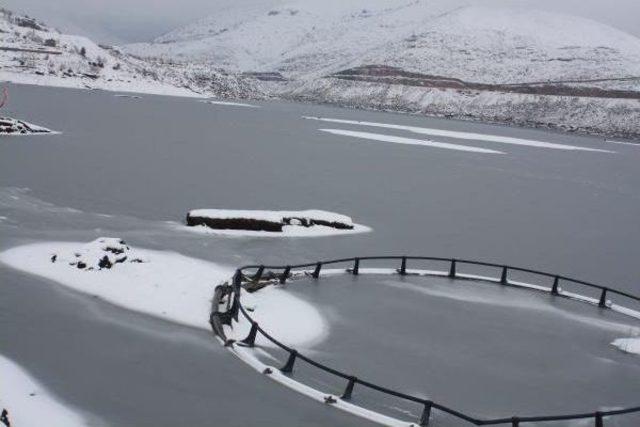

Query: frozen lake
1 83 640 426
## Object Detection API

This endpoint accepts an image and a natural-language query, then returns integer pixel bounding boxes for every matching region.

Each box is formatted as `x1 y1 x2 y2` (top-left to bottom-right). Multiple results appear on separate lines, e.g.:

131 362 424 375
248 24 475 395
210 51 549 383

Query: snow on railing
211 256 640 427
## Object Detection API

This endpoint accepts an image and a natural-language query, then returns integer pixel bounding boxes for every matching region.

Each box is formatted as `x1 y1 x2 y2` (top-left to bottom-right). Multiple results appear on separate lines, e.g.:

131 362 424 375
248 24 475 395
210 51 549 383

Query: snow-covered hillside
126 0 640 86
0 9 261 99
121 0 640 138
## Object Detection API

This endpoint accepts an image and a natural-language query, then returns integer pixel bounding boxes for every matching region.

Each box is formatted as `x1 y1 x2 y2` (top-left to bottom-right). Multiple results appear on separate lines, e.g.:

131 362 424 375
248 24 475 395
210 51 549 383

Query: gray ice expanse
1 83 640 426
273 274 640 423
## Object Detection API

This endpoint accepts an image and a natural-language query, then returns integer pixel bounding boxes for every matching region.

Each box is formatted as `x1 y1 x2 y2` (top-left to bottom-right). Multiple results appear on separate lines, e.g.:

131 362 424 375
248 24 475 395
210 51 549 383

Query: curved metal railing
211 256 640 427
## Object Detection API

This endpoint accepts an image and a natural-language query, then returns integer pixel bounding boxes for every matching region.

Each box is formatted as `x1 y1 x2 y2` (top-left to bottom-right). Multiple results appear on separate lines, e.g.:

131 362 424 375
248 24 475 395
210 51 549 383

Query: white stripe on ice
319 129 503 154
202 100 260 108
307 117 613 153
0 354 91 427
605 139 639 147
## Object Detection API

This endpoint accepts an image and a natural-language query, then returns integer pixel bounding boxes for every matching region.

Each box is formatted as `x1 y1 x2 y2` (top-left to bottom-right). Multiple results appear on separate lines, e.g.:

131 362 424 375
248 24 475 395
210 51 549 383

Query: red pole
0 87 7 109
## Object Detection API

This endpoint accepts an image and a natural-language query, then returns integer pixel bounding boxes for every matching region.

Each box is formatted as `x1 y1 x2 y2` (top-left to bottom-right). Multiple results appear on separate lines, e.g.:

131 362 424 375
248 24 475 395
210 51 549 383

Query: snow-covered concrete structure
186 209 355 232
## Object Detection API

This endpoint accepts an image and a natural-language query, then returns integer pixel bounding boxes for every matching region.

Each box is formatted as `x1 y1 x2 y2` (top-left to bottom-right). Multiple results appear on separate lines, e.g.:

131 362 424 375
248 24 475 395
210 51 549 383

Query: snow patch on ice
0 354 90 427
319 128 503 154
0 241 328 347
201 100 260 108
611 338 640 355
308 117 613 153
227 285 329 348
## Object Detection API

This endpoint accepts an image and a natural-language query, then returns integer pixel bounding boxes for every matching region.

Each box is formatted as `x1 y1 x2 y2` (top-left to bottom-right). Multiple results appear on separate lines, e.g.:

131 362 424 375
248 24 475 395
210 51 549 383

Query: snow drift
0 240 328 347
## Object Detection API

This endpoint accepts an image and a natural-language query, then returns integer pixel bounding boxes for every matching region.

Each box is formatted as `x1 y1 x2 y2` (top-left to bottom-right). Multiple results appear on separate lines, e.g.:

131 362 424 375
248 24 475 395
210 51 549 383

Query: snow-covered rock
50 237 145 270
186 209 355 232
0 117 53 135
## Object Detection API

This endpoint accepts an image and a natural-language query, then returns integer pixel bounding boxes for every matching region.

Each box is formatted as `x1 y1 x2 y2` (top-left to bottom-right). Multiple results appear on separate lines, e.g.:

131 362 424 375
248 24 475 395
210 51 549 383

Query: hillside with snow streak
0 8 261 99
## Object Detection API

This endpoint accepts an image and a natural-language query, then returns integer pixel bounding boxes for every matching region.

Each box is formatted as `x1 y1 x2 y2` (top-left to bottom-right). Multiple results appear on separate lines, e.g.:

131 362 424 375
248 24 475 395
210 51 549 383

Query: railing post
551 276 560 295
281 350 297 373
253 265 264 282
230 291 240 322
312 262 322 278
419 400 432 426
341 376 356 400
225 285 232 312
399 256 407 276
352 258 360 275
511 416 520 427
240 321 259 347
280 266 291 284
598 288 608 308
500 266 508 285
233 269 243 287
449 259 456 278
595 411 604 427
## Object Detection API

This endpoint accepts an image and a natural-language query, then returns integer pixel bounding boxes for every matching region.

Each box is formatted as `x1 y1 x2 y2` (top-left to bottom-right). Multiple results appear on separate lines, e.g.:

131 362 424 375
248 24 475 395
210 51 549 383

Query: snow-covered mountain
126 0 640 86
124 0 640 138
0 8 261 98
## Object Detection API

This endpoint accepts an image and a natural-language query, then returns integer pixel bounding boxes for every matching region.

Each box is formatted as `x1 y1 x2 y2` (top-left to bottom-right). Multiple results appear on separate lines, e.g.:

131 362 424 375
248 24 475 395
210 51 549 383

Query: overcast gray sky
4 0 640 44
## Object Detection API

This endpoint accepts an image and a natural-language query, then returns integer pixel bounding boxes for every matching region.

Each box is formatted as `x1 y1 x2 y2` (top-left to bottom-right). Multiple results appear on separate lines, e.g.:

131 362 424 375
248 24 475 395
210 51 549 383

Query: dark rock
98 255 112 269
186 214 284 232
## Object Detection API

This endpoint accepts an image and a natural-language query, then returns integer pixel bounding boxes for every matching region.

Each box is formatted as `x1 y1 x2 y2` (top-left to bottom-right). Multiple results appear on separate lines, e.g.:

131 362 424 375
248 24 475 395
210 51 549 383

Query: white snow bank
318 128 503 154
307 117 613 153
0 117 55 135
228 286 328 348
611 338 640 355
0 354 89 427
0 241 327 347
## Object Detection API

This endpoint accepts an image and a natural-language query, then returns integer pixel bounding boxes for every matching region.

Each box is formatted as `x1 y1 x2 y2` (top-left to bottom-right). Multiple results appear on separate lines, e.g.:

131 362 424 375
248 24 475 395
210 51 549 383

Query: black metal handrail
211 255 640 427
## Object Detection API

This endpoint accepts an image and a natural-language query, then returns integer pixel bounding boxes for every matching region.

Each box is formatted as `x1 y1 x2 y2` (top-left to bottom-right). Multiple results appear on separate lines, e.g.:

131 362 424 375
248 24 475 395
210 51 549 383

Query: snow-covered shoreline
0 354 90 427
0 70 203 99
283 78 640 140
